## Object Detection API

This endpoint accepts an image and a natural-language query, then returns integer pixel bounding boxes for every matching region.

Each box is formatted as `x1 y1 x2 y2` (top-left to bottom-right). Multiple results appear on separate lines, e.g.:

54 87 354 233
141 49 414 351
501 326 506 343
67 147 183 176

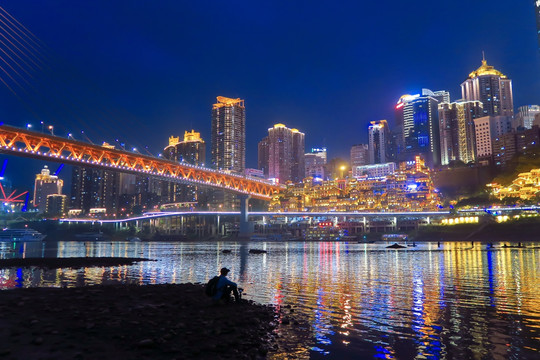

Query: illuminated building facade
163 130 206 204
271 159 438 212
33 166 63 212
515 105 540 130
438 100 483 165
396 90 442 167
211 96 245 173
368 120 390 164
305 148 327 180
350 144 369 167
492 133 517 167
473 115 513 159
264 123 305 183
164 130 206 165
46 194 67 215
352 162 396 179
461 57 513 117
490 168 540 200
70 167 119 215
291 129 305 183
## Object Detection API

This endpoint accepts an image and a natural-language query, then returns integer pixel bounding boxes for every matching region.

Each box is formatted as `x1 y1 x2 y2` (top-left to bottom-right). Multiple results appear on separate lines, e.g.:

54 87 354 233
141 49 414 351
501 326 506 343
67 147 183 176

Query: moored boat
0 228 46 242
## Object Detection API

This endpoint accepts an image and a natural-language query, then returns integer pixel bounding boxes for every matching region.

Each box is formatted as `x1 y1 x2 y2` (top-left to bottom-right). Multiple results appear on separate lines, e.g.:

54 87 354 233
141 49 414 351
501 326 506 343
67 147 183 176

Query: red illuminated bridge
0 124 284 200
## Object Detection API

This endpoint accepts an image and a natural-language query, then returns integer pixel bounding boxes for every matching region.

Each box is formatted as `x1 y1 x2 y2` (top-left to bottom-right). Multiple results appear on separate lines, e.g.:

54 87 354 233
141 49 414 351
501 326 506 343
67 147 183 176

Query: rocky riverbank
0 282 311 359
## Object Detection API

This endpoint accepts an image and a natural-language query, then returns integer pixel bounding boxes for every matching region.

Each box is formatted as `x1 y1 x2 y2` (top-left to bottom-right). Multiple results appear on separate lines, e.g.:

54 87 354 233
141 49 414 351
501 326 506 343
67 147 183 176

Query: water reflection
0 240 539 359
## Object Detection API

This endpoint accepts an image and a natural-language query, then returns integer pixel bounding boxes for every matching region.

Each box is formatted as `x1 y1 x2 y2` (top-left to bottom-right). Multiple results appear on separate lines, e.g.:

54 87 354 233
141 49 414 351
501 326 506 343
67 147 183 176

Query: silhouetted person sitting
214 267 240 303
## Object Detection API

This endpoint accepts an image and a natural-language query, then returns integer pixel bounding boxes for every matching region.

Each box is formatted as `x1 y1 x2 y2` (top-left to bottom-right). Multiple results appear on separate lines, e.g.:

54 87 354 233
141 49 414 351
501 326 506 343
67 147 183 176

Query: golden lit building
164 130 206 165
489 168 540 201
33 166 63 212
271 159 439 212
211 96 245 173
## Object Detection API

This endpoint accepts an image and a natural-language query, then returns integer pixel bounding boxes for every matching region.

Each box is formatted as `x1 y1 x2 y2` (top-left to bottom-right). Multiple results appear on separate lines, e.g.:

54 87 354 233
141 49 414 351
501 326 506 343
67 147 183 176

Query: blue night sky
0 1 539 191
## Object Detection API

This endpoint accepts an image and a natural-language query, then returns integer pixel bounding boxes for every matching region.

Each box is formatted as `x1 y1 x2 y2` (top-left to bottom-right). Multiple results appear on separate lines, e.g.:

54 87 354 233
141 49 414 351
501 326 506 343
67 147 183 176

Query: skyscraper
163 130 206 204
70 167 119 215
515 105 540 130
258 136 269 176
164 130 206 165
211 96 245 173
305 147 327 179
350 144 369 167
291 129 305 183
368 120 390 164
473 115 513 160
33 166 63 212
438 100 483 165
461 57 513 117
396 90 442 167
265 123 305 183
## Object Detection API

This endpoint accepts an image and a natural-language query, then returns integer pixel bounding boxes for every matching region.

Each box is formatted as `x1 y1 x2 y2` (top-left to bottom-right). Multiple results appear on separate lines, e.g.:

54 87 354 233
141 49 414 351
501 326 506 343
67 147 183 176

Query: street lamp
26 123 32 130
340 165 346 179
48 125 54 135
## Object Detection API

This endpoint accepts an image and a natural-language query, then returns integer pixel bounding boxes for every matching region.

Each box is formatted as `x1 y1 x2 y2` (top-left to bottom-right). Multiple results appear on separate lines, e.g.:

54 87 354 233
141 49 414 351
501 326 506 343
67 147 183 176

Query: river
0 240 539 359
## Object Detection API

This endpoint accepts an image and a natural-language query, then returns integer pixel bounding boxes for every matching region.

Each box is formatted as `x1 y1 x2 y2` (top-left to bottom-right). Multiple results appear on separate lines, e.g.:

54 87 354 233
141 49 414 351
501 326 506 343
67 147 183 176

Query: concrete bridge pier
239 195 254 239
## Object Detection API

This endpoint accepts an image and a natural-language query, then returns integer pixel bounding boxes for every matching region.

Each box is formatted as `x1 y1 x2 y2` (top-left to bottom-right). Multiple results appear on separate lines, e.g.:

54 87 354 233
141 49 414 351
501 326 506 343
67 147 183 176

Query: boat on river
0 228 46 242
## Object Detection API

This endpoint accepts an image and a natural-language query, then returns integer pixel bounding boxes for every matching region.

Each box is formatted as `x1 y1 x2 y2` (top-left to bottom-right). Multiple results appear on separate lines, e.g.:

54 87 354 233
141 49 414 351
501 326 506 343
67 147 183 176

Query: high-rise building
164 130 206 165
438 100 483 165
515 105 540 130
350 144 369 167
163 130 206 204
473 115 513 159
33 166 63 212
305 147 327 180
423 88 450 104
258 136 269 176
368 120 390 164
492 133 517 167
461 57 513 117
211 96 245 173
265 123 305 183
46 194 67 216
70 167 119 215
291 129 305 183
396 90 442 167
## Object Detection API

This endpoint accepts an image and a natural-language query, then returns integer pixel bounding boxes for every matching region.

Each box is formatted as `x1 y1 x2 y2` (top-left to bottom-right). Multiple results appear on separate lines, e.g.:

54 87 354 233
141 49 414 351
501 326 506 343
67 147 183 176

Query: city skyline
0 2 539 190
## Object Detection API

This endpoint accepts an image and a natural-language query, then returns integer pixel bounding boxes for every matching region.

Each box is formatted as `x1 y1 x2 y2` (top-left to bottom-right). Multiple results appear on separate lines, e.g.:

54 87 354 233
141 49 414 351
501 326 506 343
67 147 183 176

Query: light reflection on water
0 240 539 359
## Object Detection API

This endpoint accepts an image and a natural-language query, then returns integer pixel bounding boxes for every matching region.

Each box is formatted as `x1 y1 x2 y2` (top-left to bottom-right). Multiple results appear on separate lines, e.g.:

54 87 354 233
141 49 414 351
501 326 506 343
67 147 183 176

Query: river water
0 240 539 359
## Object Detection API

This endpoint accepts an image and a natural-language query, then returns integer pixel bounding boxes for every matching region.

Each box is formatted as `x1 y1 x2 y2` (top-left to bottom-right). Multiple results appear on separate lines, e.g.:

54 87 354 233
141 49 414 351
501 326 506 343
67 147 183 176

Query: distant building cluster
271 157 440 212
27 55 539 217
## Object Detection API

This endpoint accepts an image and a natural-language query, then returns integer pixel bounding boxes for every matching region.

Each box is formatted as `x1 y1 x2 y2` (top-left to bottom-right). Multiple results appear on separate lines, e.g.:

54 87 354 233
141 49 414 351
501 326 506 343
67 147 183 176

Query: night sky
0 1 539 191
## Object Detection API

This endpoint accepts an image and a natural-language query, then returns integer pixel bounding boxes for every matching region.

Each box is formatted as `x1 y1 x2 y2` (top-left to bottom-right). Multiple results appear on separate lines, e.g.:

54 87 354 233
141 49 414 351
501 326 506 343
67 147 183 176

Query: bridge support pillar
239 195 253 239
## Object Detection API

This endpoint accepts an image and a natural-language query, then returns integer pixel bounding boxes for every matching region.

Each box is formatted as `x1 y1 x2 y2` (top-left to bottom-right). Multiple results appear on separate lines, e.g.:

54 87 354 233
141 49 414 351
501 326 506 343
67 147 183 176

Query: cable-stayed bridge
0 123 284 200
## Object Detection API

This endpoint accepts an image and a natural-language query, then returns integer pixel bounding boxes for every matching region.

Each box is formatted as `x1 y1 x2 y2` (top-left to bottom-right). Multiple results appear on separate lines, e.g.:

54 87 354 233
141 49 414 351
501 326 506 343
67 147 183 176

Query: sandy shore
0 258 310 359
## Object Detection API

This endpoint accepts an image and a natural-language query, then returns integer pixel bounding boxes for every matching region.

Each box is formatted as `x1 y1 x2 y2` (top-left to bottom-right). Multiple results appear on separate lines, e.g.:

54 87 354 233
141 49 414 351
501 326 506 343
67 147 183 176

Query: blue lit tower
395 89 443 167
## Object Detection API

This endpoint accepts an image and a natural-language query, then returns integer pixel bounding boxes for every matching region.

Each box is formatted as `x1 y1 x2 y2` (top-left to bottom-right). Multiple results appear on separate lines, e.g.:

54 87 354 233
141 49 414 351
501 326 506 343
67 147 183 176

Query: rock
137 339 156 348
33 337 44 345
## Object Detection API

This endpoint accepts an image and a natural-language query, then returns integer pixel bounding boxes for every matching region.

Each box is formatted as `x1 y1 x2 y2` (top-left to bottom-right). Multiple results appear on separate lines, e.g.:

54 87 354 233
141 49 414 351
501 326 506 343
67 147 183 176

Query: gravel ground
0 258 311 359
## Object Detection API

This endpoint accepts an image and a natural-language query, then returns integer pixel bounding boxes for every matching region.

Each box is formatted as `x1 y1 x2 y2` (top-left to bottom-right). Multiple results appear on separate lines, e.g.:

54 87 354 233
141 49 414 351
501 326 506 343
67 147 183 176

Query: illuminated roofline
213 96 245 109
468 59 507 79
